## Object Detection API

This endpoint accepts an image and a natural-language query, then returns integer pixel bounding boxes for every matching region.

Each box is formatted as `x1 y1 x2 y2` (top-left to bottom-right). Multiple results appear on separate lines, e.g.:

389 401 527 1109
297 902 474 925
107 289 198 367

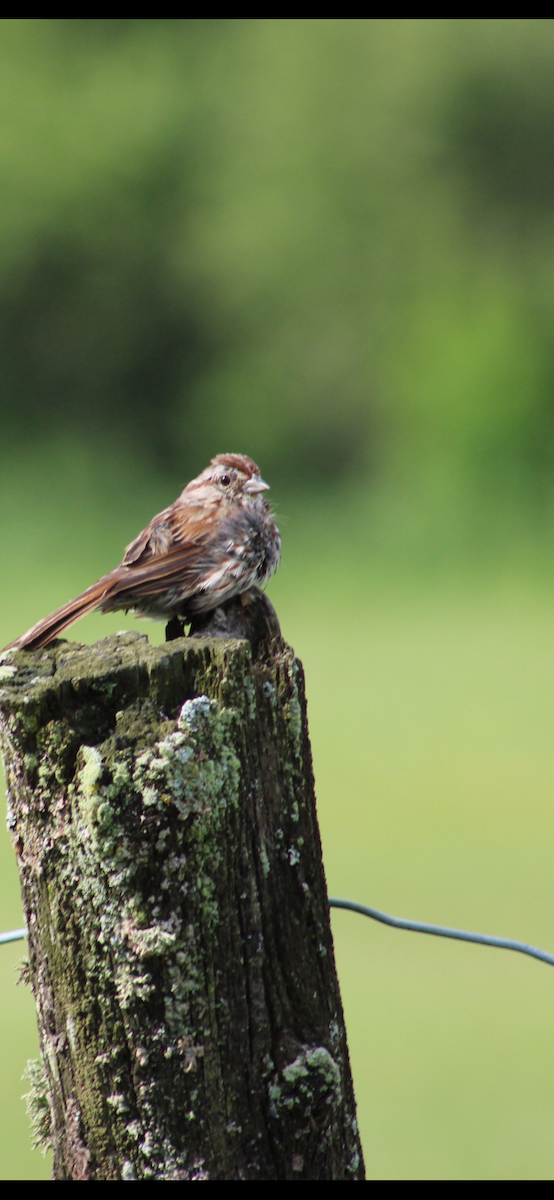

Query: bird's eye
220 474 231 486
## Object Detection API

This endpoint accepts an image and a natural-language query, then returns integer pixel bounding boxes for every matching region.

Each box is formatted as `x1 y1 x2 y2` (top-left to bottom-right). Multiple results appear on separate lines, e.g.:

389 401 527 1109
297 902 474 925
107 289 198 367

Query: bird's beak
243 475 270 493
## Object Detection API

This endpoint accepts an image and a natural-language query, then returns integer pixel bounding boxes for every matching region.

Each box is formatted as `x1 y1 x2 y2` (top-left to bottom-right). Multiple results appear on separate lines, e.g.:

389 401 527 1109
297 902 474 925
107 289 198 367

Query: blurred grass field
2 447 554 1178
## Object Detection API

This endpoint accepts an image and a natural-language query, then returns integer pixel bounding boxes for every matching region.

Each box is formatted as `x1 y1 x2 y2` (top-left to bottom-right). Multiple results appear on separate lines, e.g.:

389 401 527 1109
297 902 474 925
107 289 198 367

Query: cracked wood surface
0 624 364 1180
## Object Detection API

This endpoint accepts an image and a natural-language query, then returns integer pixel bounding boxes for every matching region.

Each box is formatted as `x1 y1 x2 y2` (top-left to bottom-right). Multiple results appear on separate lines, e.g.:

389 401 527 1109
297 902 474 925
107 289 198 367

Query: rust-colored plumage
3 454 281 653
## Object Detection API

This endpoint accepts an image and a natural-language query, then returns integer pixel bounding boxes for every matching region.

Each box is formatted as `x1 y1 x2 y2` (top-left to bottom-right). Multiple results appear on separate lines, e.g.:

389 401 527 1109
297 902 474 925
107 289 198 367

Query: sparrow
3 453 281 653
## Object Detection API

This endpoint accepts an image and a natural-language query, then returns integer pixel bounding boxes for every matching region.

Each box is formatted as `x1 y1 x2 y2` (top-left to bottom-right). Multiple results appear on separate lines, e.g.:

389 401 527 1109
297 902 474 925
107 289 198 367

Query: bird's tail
2 575 117 653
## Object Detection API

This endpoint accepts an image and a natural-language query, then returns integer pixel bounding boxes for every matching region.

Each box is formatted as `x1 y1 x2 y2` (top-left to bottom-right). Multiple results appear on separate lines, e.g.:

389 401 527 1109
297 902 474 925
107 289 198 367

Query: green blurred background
2 18 554 1179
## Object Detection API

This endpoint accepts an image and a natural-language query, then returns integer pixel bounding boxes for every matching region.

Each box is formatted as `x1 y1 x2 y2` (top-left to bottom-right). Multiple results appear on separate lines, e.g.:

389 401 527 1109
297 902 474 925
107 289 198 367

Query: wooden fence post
0 599 364 1181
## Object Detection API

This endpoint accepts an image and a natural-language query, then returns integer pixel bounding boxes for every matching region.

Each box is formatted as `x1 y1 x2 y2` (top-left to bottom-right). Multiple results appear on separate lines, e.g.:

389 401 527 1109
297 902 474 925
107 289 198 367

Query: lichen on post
0 601 364 1181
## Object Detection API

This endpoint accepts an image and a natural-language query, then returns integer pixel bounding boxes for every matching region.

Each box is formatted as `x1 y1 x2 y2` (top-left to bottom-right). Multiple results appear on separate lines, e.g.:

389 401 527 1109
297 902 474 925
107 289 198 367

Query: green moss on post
0 627 364 1180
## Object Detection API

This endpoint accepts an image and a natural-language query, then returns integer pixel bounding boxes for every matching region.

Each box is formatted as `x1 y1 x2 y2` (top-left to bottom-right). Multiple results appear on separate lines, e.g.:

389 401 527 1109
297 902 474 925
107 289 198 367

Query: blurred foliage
1 19 554 502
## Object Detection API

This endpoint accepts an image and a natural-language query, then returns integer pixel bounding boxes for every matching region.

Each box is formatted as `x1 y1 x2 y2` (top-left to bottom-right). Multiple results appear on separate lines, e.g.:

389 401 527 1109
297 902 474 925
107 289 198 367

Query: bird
3 453 281 654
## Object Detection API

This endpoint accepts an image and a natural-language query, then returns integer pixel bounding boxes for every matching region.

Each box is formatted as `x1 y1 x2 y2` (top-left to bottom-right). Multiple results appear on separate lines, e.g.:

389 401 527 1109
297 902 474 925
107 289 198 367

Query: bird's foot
165 615 186 642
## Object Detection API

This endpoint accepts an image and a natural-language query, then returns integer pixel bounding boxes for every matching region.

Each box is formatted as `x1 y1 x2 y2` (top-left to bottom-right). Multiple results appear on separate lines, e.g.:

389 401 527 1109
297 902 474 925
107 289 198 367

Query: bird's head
182 454 271 505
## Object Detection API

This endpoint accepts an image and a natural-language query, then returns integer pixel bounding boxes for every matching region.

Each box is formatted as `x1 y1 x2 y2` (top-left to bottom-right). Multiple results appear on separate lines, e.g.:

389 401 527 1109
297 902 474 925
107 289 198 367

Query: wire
4 904 554 970
0 927 26 946
328 898 554 968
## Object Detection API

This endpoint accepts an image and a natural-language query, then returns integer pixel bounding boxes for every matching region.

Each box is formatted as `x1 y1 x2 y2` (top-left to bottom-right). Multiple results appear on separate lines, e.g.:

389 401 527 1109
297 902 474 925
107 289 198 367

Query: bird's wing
122 502 207 565
3 503 223 651
108 501 223 600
